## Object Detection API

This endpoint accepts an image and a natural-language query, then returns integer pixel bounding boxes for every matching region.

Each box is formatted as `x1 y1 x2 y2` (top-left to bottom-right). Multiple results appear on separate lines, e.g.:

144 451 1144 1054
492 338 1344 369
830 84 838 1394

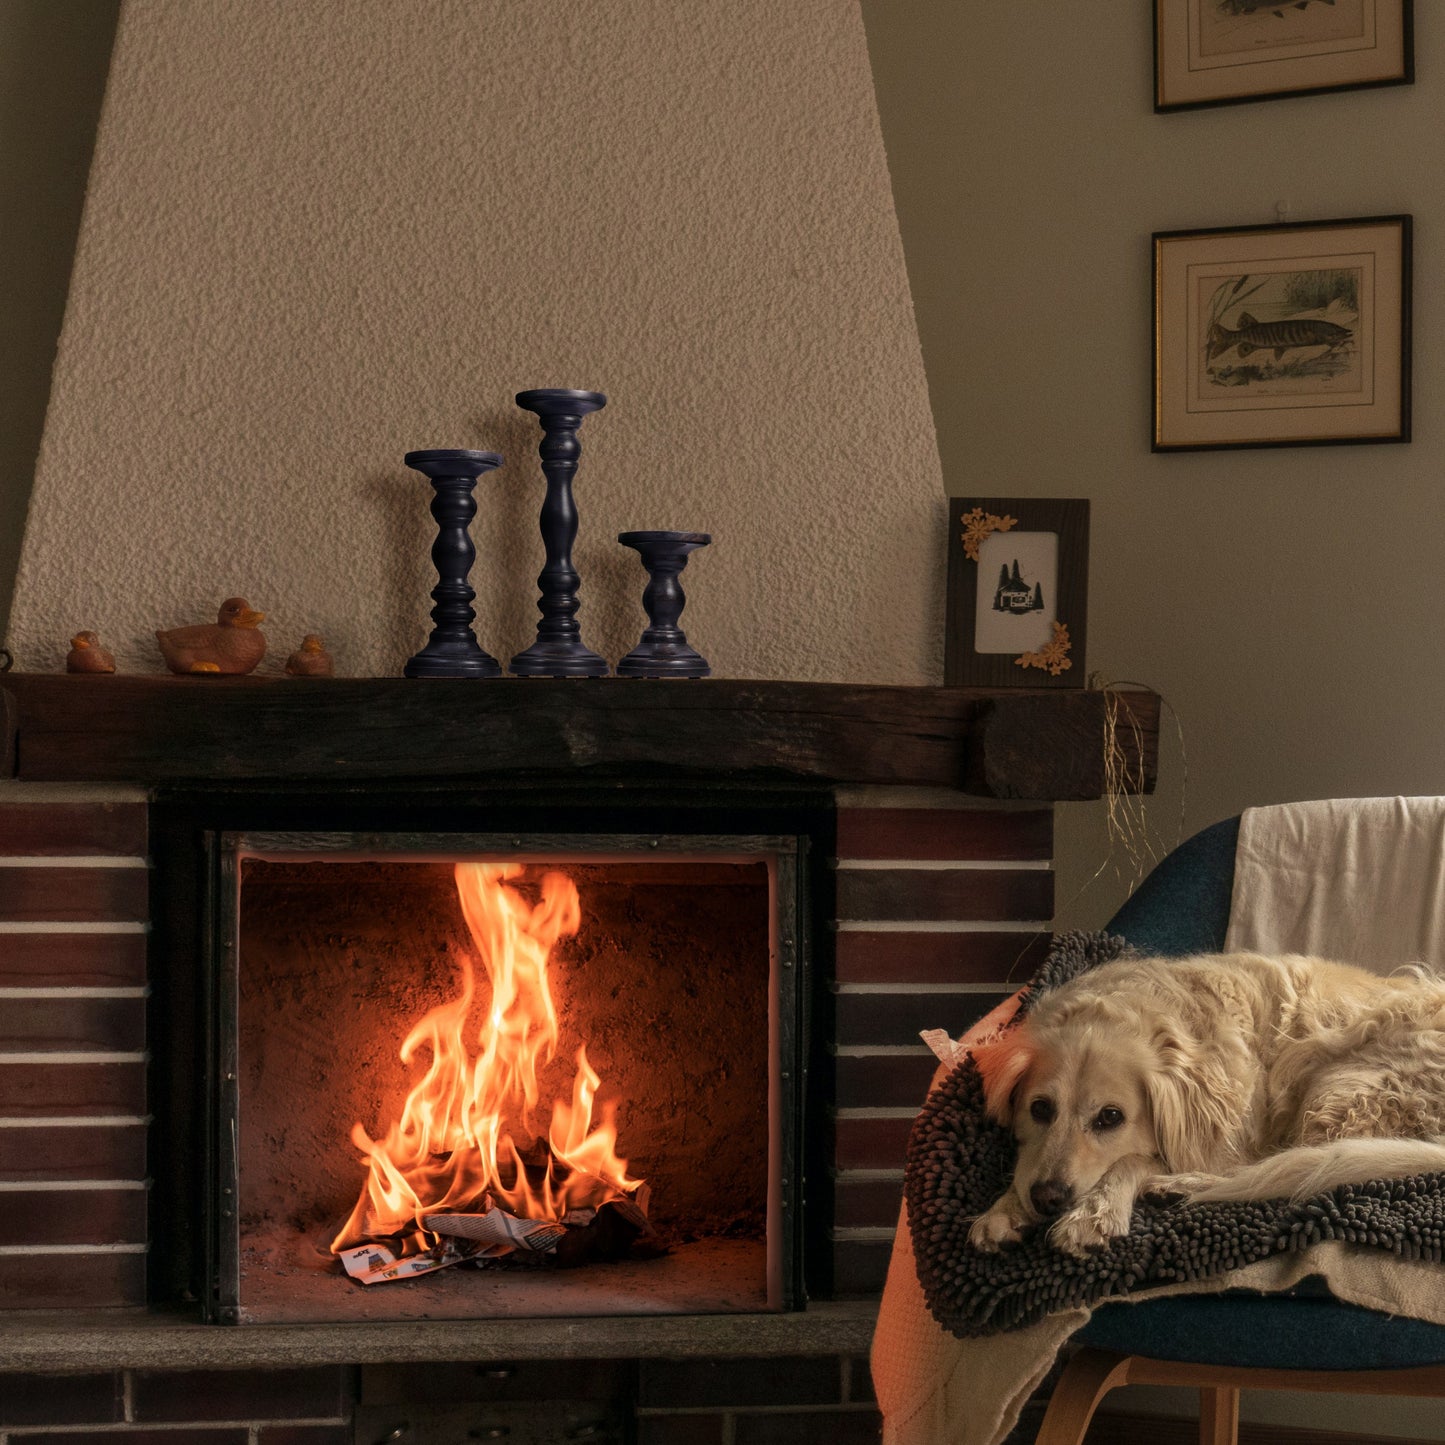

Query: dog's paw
1048 1198 1131 1257
968 1207 1025 1252
1140 1171 1224 1205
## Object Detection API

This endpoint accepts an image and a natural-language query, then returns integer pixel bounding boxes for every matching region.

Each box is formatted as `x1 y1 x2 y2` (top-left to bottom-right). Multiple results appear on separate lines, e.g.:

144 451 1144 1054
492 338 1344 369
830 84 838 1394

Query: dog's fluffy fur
967 951 1445 1257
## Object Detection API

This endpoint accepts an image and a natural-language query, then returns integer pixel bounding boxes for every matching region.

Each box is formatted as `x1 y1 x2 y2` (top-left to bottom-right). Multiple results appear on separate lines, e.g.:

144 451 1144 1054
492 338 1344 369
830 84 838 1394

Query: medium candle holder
616 531 712 678
402 448 504 679
510 388 610 678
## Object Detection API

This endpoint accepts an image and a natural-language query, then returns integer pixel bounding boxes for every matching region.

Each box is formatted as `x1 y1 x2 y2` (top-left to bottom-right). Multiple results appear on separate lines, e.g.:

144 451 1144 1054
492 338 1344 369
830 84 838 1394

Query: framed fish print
1154 0 1413 112
944 498 1089 689
1153 215 1410 452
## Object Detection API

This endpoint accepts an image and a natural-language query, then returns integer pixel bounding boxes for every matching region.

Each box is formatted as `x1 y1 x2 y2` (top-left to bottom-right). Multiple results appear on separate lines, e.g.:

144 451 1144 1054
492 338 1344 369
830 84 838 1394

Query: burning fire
331 861 642 1253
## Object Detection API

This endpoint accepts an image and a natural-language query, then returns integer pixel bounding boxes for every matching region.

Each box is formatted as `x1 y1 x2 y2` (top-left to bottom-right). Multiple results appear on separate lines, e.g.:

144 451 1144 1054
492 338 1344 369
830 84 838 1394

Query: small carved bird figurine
155 597 268 675
285 634 334 677
66 631 116 674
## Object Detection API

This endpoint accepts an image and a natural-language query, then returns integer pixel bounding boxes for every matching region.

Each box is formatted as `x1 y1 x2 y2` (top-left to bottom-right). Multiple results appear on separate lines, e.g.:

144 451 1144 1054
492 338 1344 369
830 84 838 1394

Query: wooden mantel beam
0 676 1158 801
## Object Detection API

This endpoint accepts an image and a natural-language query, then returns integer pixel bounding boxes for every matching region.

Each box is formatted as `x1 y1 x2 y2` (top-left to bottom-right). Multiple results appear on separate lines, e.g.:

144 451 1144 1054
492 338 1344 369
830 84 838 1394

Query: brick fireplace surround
0 677 1156 1443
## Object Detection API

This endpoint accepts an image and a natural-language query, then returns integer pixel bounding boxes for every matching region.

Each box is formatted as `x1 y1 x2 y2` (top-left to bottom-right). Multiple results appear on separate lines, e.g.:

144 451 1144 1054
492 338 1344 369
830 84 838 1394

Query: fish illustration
1206 311 1352 362
1223 0 1334 16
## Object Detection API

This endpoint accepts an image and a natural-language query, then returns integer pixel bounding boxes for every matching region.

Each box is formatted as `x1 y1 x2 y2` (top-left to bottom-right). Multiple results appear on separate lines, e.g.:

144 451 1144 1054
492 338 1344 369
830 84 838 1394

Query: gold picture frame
1154 0 1413 112
1153 215 1411 452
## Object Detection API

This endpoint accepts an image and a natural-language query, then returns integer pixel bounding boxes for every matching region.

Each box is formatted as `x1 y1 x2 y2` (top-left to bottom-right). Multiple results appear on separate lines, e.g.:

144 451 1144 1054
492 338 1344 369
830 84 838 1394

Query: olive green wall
861 3 1442 944
0 0 120 645
861 5 1439 1436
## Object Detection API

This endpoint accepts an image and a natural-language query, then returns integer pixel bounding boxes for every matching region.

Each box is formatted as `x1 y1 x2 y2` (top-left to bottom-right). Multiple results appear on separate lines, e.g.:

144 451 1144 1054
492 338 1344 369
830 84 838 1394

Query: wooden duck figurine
285 634 334 677
66 631 116 674
156 597 267 675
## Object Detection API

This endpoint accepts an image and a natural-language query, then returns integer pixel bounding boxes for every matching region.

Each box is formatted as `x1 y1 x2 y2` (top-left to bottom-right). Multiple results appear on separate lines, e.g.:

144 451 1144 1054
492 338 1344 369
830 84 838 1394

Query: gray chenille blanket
903 930 1445 1340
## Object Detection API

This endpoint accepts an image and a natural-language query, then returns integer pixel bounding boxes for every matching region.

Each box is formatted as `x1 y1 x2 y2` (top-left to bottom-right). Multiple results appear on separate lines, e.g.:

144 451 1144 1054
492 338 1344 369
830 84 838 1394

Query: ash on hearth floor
239 1232 767 1323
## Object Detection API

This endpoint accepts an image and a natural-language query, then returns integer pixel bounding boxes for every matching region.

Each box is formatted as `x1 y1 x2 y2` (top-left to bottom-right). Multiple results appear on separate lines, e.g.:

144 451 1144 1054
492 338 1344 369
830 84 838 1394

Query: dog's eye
1094 1107 1125 1131
1028 1098 1055 1124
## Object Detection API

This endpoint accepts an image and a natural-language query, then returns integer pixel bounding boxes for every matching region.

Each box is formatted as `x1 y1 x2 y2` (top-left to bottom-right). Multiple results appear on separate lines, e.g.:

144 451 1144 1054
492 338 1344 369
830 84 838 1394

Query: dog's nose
1030 1180 1073 1218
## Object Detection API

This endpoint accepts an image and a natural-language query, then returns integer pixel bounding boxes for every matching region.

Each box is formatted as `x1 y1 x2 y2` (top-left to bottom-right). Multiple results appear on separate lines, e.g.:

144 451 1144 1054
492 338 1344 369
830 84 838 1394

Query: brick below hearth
0 1365 350 1441
0 1358 884 1443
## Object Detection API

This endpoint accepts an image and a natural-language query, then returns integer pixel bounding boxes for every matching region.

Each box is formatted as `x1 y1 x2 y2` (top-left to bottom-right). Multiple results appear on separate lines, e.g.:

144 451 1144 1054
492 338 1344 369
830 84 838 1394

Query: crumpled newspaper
337 1235 479 1285
423 1208 567 1256
339 1181 650 1285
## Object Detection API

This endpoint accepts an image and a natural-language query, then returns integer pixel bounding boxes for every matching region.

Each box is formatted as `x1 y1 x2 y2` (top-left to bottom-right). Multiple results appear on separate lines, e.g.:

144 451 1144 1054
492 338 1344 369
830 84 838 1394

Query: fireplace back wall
239 856 772 1243
233 849 777 1322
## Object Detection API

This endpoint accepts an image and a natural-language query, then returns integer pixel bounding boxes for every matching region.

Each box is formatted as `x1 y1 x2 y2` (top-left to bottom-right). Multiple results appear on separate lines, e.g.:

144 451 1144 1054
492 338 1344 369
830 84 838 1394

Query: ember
332 861 648 1274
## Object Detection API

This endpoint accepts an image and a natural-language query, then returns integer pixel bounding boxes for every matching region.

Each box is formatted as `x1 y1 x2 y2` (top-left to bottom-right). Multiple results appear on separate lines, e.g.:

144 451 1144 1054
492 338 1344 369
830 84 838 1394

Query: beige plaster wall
0 0 119 645
863 3 1442 936
5 0 944 682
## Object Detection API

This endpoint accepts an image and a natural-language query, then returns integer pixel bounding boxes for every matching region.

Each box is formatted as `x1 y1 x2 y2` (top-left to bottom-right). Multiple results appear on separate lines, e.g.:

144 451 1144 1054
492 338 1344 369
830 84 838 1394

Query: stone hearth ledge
0 1299 877 1372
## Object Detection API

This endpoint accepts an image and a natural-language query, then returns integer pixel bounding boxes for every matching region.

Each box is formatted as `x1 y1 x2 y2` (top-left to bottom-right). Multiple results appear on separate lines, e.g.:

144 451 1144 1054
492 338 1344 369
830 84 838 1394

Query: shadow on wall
0 0 121 641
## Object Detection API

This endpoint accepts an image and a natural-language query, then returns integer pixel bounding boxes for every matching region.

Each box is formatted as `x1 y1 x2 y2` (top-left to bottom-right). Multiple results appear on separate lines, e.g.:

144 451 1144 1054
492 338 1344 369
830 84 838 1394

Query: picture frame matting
1153 215 1411 452
1154 0 1413 112
944 498 1089 689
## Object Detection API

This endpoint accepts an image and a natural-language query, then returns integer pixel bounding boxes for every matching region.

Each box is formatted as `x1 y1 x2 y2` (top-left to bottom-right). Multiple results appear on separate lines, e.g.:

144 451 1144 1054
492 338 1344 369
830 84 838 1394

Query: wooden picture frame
1154 0 1413 112
945 499 1089 689
1153 215 1411 452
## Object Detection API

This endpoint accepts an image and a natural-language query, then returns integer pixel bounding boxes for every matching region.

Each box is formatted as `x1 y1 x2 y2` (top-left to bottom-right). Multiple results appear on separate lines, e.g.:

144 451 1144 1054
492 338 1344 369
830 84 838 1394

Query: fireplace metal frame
204 829 807 1325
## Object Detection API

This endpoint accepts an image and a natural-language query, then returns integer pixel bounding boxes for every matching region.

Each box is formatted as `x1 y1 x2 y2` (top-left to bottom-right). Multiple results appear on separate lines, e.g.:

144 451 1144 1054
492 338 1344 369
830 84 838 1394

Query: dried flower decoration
1016 621 1073 677
960 507 1017 562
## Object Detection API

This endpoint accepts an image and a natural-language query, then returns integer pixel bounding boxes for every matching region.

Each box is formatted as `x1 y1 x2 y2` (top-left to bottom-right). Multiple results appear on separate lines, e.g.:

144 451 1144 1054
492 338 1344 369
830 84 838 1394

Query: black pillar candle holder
510 388 610 678
402 448 504 679
616 531 712 678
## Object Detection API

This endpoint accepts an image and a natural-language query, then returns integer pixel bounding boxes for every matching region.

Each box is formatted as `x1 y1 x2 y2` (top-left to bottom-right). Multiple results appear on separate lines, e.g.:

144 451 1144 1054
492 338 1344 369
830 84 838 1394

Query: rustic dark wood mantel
0 675 1158 800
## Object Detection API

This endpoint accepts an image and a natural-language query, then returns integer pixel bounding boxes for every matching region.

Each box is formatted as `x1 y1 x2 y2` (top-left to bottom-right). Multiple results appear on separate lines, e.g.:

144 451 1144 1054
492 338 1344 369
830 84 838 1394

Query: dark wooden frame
944 498 1089 690
1153 215 1412 453
1154 0 1413 113
205 828 806 1325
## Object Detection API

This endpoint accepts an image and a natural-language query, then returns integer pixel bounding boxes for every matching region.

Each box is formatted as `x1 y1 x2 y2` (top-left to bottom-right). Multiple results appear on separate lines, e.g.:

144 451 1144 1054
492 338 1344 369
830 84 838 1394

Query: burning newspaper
339 1184 652 1285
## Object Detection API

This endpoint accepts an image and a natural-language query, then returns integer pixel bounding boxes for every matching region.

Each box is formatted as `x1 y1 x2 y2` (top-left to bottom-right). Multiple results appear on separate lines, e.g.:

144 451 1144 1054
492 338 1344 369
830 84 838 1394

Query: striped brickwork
0 795 150 1308
828 793 1052 1293
0 786 1052 1312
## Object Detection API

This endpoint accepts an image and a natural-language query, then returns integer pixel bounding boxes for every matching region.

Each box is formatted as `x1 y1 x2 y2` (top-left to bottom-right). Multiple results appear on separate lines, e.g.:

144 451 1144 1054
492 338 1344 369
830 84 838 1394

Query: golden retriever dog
967 951 1445 1257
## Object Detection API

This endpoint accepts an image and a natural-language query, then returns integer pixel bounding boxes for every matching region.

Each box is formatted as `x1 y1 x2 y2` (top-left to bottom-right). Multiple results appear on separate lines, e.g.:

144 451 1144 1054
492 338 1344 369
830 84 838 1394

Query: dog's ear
971 1028 1036 1125
1144 1029 1240 1172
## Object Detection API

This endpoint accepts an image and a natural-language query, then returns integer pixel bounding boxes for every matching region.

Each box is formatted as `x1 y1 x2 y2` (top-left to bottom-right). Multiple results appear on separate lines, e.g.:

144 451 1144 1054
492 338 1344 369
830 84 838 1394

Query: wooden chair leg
1199 1385 1239 1445
1034 1348 1133 1445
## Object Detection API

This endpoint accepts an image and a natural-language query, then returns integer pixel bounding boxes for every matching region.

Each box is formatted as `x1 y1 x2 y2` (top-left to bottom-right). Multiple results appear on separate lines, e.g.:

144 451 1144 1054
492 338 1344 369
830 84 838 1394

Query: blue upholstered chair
1034 816 1445 1445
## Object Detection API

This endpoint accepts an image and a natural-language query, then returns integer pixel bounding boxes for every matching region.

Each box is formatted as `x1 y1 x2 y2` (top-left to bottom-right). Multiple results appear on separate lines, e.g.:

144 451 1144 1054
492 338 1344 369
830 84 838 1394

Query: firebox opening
229 845 783 1324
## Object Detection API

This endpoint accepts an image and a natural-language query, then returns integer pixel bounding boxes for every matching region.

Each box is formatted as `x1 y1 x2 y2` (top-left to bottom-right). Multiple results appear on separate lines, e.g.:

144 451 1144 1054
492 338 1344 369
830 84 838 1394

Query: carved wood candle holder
402 448 504 679
616 531 712 678
510 388 610 678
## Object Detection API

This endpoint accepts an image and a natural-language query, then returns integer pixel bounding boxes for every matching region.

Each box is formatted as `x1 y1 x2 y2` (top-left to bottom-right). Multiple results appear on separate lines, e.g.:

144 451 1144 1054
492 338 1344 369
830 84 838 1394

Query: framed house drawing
945 499 1089 689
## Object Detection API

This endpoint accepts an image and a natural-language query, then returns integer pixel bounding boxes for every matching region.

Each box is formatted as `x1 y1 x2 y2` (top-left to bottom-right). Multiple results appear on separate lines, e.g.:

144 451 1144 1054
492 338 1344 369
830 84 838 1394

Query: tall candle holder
616 531 712 678
402 448 504 679
510 388 610 678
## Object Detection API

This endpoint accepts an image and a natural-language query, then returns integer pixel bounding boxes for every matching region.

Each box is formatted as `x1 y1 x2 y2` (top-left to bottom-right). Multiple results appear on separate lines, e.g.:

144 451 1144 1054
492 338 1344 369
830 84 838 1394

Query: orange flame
331 861 642 1253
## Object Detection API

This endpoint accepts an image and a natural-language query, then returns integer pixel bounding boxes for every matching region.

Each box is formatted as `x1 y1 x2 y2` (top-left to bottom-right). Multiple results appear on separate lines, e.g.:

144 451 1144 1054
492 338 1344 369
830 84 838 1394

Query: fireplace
214 831 800 1324
130 778 837 1326
0 677 1157 1443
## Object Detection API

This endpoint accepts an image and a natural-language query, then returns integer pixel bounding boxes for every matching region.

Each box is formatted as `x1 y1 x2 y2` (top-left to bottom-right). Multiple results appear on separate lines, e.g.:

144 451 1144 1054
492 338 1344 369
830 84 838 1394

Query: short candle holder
402 448 504 679
510 388 610 677
616 531 712 679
